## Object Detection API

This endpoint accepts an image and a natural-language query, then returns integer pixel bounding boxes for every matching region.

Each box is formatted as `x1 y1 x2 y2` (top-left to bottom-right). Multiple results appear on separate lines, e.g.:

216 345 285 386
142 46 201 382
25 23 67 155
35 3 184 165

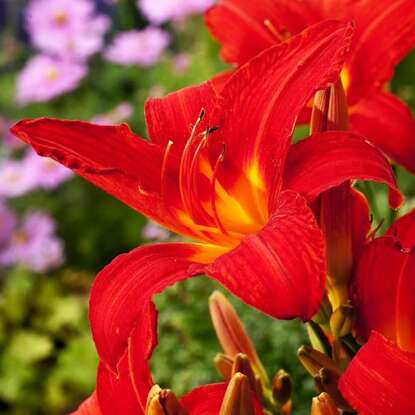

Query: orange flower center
160 110 268 250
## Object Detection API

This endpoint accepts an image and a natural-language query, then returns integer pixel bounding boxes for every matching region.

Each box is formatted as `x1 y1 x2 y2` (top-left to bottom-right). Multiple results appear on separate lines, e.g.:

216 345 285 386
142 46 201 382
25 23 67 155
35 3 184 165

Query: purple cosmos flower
0 211 64 272
0 159 37 198
16 54 87 105
138 0 214 24
0 202 16 248
23 149 72 190
172 53 190 73
142 221 170 241
91 102 134 125
104 28 170 66
0 118 25 151
25 0 110 59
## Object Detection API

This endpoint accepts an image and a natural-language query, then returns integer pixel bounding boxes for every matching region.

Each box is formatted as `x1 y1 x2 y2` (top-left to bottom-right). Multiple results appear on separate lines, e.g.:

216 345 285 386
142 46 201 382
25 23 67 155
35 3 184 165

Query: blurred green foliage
0 1 414 414
0 267 97 414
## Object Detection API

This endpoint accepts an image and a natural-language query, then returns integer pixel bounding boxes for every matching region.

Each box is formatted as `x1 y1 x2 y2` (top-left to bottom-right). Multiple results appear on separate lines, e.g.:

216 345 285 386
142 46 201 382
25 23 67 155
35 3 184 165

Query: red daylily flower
11 22 401 374
353 209 415 352
335 210 415 414
206 0 415 173
71 303 263 415
339 331 415 415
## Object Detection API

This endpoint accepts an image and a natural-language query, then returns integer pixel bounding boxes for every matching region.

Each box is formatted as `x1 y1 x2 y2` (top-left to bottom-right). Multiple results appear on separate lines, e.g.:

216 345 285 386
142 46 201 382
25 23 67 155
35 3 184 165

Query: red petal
209 70 233 96
180 383 264 415
180 383 228 414
339 332 415 415
283 130 403 208
350 188 371 264
127 306 158 410
205 0 319 64
386 209 415 249
350 91 415 174
96 356 142 415
354 228 415 352
345 0 415 102
145 82 218 154
89 242 221 369
10 119 184 231
207 190 326 321
213 21 354 205
71 393 102 415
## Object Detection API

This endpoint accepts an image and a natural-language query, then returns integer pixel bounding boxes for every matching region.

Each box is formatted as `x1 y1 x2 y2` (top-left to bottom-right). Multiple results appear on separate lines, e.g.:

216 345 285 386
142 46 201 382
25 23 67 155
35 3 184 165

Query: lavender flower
23 149 72 190
16 55 87 105
172 53 190 73
104 28 170 66
0 202 16 248
91 102 134 125
25 0 110 59
0 159 37 198
0 118 24 151
142 221 170 241
186 0 215 13
138 0 214 24
0 211 64 273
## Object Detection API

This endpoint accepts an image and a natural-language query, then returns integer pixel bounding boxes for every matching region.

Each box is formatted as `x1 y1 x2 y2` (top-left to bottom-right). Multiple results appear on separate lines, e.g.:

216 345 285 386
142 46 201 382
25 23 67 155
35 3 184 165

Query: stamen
211 148 228 235
197 108 205 122
367 218 385 240
179 110 206 218
206 125 219 135
160 140 174 200
264 19 288 42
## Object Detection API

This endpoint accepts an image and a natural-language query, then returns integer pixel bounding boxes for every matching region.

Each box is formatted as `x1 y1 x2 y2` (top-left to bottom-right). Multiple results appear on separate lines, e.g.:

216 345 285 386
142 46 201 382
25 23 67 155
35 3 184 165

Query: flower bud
272 369 292 406
330 303 354 338
214 353 234 381
313 368 350 411
145 385 187 415
310 78 348 134
310 78 356 310
209 291 269 386
297 346 339 377
331 339 351 371
311 393 338 415
231 353 261 398
313 295 333 327
306 321 331 355
220 372 255 415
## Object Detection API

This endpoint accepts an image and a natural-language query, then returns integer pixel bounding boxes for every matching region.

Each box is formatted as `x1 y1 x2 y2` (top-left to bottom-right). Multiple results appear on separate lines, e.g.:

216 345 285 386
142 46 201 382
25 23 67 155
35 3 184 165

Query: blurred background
0 1 414 414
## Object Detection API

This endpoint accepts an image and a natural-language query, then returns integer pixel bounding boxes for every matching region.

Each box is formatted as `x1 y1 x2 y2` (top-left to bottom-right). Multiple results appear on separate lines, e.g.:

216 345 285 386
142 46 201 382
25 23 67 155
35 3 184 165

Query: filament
211 149 228 235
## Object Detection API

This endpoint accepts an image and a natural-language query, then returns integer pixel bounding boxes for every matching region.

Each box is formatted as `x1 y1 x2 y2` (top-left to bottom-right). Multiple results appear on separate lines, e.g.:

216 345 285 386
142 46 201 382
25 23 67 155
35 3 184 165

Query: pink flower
0 211 64 273
138 0 214 24
0 118 25 151
23 149 73 190
104 28 170 66
142 221 170 241
91 102 134 125
0 202 16 248
25 0 110 59
172 53 190 73
0 159 37 198
16 55 87 105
